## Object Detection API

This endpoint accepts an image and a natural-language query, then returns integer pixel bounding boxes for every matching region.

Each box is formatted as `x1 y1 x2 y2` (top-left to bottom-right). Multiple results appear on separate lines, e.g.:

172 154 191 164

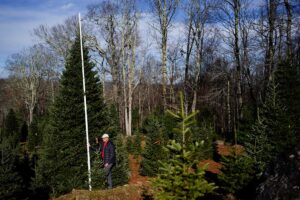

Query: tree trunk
265 0 277 82
138 86 142 128
233 0 242 126
29 107 34 125
121 30 129 136
184 14 194 114
102 71 106 100
154 0 179 110
191 90 197 113
284 0 292 58
161 29 168 110
227 80 231 135
51 80 55 103
127 34 136 137
147 86 151 112
278 21 283 61
169 59 176 106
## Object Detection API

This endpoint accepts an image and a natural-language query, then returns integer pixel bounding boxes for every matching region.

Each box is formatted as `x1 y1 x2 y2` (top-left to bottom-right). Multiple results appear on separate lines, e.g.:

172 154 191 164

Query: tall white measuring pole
79 13 92 191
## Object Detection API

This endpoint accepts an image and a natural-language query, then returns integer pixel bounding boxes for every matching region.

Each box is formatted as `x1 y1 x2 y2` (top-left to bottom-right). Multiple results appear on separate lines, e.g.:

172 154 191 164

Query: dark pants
104 164 113 189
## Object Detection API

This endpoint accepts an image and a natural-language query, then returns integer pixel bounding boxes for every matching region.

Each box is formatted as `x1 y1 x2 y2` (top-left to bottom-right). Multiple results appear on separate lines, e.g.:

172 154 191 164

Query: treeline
1 0 299 138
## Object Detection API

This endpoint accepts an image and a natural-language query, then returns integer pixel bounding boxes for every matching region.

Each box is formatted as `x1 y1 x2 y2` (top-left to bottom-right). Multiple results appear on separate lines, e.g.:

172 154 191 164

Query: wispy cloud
0 6 71 66
60 3 74 10
0 1 99 76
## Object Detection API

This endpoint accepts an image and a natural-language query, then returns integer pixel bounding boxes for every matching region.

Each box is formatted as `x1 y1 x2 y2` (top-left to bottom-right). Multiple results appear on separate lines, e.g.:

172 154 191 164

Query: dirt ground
128 155 148 185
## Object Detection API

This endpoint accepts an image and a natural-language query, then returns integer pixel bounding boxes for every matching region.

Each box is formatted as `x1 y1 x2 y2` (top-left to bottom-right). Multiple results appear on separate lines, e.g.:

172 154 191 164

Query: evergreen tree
126 136 134 154
276 60 300 142
28 116 48 153
35 35 107 196
0 110 36 200
140 115 168 176
246 79 295 174
217 153 255 195
4 109 19 147
153 93 217 199
4 109 19 135
20 122 28 143
90 151 105 189
246 116 272 174
189 123 216 161
28 117 39 152
111 134 130 187
133 131 142 156
0 134 22 199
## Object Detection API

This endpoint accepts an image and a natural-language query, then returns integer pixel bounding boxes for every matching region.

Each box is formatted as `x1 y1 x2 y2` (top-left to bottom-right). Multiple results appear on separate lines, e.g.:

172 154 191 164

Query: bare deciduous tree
150 0 180 109
34 16 79 61
6 45 56 124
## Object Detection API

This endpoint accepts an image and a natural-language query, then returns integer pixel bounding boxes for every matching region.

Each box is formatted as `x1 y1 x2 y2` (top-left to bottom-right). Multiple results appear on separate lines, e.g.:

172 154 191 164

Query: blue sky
0 0 265 78
0 1 86 76
0 0 146 77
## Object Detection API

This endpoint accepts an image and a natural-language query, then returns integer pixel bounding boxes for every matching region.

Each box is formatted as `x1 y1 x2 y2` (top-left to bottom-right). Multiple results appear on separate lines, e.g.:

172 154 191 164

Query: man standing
101 134 116 189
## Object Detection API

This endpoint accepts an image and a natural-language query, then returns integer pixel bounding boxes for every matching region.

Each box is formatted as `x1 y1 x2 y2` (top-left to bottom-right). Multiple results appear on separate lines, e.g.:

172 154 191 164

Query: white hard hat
102 133 109 138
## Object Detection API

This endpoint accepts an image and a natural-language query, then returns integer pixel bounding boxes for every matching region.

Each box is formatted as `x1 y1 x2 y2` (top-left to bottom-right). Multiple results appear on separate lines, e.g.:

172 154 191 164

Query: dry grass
199 159 222 174
53 184 148 200
54 155 151 200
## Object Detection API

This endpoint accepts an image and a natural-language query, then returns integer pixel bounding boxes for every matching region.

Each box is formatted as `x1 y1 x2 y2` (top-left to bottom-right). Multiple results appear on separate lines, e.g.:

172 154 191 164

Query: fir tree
153 93 217 199
28 116 48 153
140 115 168 177
28 117 39 152
111 134 130 187
35 35 107 196
0 134 22 199
4 109 19 135
276 60 300 142
245 116 272 174
189 123 216 161
246 79 295 174
217 153 255 195
4 109 19 147
90 151 105 189
20 122 28 143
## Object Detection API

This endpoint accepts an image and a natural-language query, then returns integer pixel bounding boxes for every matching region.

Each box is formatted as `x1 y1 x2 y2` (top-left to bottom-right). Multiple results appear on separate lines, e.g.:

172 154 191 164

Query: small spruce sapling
153 92 217 199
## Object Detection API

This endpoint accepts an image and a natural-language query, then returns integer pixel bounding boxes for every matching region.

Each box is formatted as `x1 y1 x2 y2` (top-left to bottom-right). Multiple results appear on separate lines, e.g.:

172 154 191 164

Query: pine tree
20 122 28 143
153 93 217 199
35 35 107 196
217 153 255 195
0 132 22 199
111 134 130 186
28 117 39 152
246 79 295 174
276 60 300 142
90 152 105 189
245 116 272 174
28 116 48 153
189 123 216 161
140 115 168 177
4 109 19 147
4 109 19 135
